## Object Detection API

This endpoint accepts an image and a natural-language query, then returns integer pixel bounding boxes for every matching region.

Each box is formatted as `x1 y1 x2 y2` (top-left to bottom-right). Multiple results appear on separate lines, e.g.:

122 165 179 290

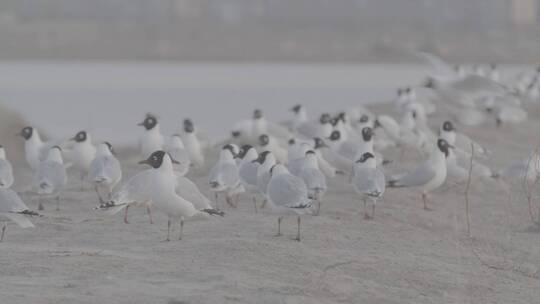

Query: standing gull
138 114 164 159
0 188 39 242
88 142 122 204
387 139 452 210
352 152 385 219
266 164 314 241
0 146 14 189
298 150 327 215
34 146 67 211
237 145 261 212
139 151 224 241
208 145 242 207
70 130 97 190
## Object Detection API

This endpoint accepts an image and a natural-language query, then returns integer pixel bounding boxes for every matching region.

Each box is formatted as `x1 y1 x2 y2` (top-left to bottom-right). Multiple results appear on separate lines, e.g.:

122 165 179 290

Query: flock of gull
1 55 540 242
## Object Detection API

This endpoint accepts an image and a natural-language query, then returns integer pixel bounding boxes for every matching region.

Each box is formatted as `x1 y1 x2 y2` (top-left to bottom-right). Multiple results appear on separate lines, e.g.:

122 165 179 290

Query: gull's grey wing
338 141 359 161
268 174 309 208
390 162 435 187
354 167 385 195
0 188 30 213
89 156 122 185
295 121 319 139
209 163 239 188
452 75 505 95
299 167 327 192
35 161 67 193
239 162 259 187
176 176 212 210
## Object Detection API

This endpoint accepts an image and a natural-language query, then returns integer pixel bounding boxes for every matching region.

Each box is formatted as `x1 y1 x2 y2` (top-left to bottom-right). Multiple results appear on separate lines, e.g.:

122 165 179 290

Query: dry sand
2 105 540 304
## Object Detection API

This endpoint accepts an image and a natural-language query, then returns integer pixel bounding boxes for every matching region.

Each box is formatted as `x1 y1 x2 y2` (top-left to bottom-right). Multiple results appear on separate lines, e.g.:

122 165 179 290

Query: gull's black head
253 109 263 119
231 131 241 138
442 121 454 132
288 138 296 146
361 127 373 142
19 126 33 140
253 150 271 164
259 134 269 146
104 141 114 154
359 114 370 124
356 152 374 163
411 110 417 120
238 145 253 159
320 113 331 124
405 87 411 94
72 131 88 143
437 139 452 158
222 144 236 157
328 130 341 141
138 114 158 130
373 119 381 129
337 112 346 122
330 117 339 127
423 77 435 89
291 104 302 113
269 164 278 176
183 119 194 133
313 137 328 149
305 150 316 157
139 150 166 169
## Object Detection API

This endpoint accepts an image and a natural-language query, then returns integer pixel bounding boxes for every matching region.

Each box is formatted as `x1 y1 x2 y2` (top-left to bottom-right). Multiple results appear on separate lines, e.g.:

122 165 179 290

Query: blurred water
0 62 430 145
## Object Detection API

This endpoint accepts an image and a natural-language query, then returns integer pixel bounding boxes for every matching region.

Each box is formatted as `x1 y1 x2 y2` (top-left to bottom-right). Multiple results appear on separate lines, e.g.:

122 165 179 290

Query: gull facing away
0 146 14 189
0 188 40 242
266 164 314 241
88 142 122 204
352 152 385 219
387 139 452 210
34 146 67 211
298 150 327 215
208 144 242 208
237 145 262 213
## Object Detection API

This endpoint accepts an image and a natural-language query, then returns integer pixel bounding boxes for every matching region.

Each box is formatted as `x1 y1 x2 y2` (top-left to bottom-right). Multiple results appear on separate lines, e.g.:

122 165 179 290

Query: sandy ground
2 105 540 304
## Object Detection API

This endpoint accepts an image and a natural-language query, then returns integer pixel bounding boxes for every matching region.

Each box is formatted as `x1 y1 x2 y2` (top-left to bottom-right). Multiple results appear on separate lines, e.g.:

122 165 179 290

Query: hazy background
1 0 540 63
0 0 538 160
